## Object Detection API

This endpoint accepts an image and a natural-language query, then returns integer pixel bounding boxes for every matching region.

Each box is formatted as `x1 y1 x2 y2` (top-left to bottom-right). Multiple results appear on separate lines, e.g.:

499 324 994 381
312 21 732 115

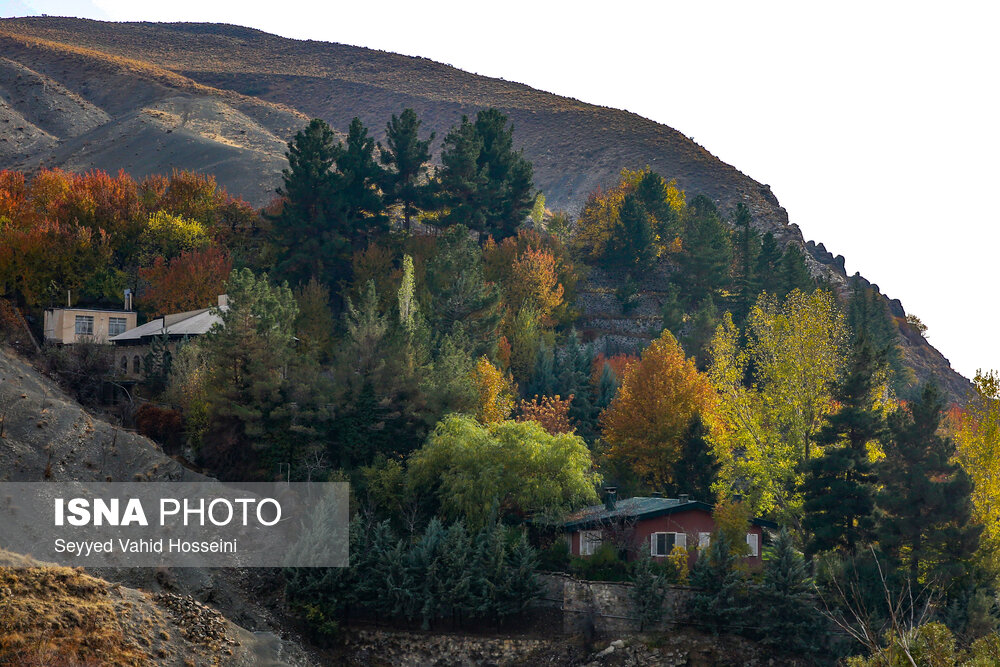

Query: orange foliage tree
139 246 232 315
483 228 577 326
591 352 639 387
517 394 575 435
600 329 716 488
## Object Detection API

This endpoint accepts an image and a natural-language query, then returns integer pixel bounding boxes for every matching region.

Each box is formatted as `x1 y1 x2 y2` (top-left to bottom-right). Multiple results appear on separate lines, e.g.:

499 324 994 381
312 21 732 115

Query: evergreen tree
675 195 733 307
607 192 654 271
424 225 502 355
756 528 823 653
379 108 435 231
556 331 598 441
272 119 345 286
631 555 668 630
779 245 814 295
802 337 883 557
877 383 983 586
335 117 387 250
143 329 173 394
494 531 543 622
845 277 907 395
525 341 558 399
756 232 784 295
595 361 619 411
668 414 717 502
635 170 680 241
729 202 761 326
688 532 751 634
660 283 684 336
439 109 534 241
679 294 720 369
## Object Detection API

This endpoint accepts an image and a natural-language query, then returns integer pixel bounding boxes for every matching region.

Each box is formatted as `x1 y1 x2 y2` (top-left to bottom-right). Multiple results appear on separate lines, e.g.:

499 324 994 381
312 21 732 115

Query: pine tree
631 554 668 630
877 383 983 586
729 202 761 325
424 225 502 354
526 341 558 399
675 195 733 307
379 108 435 231
845 277 907 395
595 361 619 411
756 528 822 652
556 331 598 441
335 117 387 250
439 109 534 242
756 231 784 295
272 119 345 286
607 192 654 271
802 336 882 557
494 531 543 622
668 414 717 502
779 245 814 295
688 532 751 634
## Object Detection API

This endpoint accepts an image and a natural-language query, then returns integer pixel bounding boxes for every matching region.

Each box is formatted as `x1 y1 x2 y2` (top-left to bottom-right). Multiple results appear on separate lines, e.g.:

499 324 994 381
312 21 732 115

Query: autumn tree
955 370 1000 574
139 246 232 315
379 108 435 230
708 289 847 522
517 394 574 435
601 329 716 489
472 356 517 424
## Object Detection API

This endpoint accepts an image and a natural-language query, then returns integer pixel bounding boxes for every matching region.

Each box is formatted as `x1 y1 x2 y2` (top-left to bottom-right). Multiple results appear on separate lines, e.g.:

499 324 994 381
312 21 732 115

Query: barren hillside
0 16 971 400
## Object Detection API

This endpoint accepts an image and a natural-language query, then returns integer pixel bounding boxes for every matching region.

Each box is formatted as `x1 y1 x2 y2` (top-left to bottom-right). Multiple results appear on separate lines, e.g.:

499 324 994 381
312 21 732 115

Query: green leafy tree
439 109 534 241
802 337 883 557
877 384 983 587
407 414 599 528
379 108 435 231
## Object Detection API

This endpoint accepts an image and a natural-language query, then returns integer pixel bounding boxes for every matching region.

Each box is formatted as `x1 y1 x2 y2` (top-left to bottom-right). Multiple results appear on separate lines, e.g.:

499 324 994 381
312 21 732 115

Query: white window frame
75 315 94 336
580 530 602 556
108 317 127 336
747 532 759 557
698 532 711 550
650 531 686 557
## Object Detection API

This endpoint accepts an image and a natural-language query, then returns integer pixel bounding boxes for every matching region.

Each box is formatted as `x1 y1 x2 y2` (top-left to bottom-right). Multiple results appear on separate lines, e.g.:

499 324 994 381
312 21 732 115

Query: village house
109 295 227 379
43 306 137 345
564 490 777 568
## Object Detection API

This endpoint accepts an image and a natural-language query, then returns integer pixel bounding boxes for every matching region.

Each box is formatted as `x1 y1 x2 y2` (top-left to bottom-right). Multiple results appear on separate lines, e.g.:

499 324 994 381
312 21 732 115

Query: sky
3 0 999 381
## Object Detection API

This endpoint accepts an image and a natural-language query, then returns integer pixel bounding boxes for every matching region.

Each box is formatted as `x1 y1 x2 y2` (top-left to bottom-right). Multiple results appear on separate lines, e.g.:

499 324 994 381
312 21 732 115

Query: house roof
564 496 778 531
110 307 224 343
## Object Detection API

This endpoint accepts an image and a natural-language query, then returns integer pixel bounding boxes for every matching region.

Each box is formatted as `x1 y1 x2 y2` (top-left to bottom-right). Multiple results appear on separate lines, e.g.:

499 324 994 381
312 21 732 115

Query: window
651 531 686 556
120 356 128 372
133 355 141 374
74 315 94 336
746 532 759 557
698 532 711 550
580 530 602 556
108 317 127 336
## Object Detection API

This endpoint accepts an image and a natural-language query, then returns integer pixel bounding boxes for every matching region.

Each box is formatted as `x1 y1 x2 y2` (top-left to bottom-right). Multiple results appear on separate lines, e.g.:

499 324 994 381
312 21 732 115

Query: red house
563 491 777 568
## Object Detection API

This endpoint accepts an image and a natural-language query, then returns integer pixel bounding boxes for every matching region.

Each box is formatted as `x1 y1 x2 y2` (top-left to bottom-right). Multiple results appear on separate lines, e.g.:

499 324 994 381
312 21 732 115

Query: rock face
0 16 971 401
0 347 206 482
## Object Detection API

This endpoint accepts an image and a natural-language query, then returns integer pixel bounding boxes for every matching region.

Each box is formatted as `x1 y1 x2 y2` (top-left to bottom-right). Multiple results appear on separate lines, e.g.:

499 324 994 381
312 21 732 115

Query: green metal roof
563 496 778 531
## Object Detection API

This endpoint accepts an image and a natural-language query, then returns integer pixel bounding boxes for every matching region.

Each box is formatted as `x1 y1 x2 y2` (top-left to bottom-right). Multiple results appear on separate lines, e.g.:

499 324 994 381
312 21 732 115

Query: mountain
0 16 970 400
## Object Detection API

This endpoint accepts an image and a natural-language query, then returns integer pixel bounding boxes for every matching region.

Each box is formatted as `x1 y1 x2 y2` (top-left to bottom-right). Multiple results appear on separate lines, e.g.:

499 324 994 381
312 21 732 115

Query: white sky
4 0 999 381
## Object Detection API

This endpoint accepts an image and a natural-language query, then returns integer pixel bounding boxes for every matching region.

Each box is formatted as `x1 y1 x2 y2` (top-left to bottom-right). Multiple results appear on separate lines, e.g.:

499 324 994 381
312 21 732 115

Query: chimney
217 294 228 309
679 493 690 504
603 487 617 512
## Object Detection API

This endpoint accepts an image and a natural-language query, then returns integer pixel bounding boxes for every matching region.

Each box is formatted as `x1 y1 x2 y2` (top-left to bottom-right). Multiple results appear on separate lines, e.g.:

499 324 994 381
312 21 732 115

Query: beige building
43 307 138 344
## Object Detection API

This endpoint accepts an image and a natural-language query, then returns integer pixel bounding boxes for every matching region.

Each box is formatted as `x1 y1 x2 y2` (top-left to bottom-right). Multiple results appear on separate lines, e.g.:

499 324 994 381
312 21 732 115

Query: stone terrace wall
538 573 692 635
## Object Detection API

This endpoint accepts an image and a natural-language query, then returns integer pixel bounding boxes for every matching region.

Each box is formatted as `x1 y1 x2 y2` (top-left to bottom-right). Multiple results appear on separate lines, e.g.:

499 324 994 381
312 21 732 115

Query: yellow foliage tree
600 329 716 488
708 289 847 522
954 370 1000 573
471 356 517 424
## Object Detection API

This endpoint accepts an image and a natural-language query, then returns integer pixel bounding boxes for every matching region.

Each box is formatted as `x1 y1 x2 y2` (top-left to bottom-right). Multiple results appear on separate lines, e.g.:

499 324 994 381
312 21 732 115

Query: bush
133 403 184 454
570 542 632 582
538 538 571 572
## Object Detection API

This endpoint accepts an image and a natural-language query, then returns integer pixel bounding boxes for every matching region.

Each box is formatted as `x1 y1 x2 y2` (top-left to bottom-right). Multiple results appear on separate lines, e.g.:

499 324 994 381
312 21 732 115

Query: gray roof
564 496 778 530
110 307 224 343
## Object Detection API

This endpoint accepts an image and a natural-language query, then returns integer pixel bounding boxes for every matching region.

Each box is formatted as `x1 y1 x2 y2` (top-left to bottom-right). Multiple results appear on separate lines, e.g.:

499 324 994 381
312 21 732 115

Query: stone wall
537 573 692 636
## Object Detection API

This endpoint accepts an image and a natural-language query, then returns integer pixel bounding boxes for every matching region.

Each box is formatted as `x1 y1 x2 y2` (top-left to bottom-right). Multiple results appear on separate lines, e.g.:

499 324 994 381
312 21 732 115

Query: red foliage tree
139 246 232 315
